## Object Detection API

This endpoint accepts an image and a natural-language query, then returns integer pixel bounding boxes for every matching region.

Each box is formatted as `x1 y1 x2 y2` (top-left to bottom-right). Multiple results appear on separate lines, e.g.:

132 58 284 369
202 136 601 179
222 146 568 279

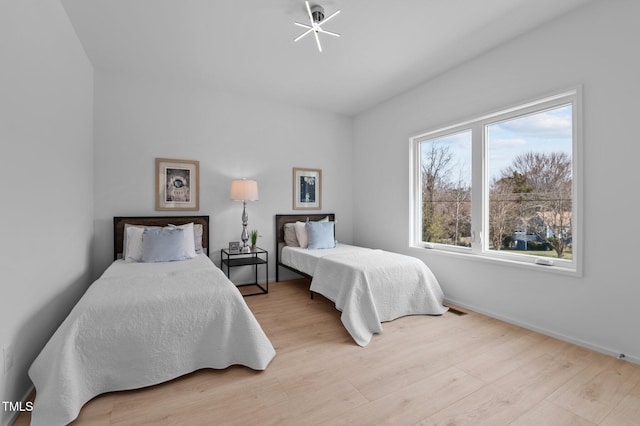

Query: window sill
409 245 581 277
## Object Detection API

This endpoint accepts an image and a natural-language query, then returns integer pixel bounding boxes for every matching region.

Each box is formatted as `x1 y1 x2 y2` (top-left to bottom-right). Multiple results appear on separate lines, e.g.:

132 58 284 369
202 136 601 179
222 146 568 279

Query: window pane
419 130 472 247
487 105 573 260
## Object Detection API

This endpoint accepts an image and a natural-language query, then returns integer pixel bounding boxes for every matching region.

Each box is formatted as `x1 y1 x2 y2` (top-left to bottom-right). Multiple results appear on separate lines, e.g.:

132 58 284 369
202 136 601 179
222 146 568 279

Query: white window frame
410 88 582 276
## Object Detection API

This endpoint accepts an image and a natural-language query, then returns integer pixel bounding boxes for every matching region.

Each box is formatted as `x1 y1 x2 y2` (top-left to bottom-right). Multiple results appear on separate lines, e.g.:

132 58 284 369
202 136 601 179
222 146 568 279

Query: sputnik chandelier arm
294 1 341 52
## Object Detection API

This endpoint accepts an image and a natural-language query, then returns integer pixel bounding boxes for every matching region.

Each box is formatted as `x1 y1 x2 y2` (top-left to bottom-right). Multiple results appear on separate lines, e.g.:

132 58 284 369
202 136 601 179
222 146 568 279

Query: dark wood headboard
113 216 210 260
274 213 335 281
275 213 336 245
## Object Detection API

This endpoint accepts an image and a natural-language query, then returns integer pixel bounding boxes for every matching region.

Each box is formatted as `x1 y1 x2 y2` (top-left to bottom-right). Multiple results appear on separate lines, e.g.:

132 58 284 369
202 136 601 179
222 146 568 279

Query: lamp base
240 200 250 253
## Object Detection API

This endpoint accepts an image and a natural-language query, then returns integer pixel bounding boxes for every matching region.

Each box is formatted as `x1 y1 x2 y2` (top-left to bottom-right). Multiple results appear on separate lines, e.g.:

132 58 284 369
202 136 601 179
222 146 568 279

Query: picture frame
228 241 240 254
155 158 199 211
293 167 322 210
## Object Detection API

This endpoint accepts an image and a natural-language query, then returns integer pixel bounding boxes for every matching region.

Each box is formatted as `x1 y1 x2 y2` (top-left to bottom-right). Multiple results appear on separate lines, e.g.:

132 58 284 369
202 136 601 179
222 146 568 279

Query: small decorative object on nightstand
221 247 268 296
249 229 259 251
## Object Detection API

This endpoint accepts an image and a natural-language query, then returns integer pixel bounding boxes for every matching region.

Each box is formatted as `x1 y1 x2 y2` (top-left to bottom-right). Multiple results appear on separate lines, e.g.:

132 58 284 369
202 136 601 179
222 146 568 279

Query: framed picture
155 158 199 211
293 167 322 210
228 241 240 254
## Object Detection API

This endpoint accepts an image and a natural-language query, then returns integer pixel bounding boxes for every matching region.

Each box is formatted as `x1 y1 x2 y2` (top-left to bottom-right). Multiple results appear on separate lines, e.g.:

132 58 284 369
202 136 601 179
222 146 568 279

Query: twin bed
275 214 448 347
28 213 446 424
28 216 275 426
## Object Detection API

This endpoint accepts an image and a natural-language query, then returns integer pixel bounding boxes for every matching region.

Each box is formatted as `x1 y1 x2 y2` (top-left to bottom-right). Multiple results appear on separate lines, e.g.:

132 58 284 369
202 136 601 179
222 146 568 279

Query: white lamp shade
230 179 259 201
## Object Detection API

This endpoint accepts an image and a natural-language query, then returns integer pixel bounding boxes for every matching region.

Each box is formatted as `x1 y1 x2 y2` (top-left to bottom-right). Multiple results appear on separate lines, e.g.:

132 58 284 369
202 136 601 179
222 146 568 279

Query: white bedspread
309 250 448 346
28 254 275 426
281 243 371 276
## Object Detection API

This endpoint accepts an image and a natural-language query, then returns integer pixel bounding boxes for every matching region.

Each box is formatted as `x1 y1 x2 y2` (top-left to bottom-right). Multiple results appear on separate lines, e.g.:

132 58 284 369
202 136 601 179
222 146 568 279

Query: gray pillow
284 223 299 247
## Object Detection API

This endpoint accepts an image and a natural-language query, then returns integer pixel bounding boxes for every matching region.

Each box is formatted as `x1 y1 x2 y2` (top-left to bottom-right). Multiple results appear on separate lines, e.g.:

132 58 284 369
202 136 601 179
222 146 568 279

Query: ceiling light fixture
294 1 341 52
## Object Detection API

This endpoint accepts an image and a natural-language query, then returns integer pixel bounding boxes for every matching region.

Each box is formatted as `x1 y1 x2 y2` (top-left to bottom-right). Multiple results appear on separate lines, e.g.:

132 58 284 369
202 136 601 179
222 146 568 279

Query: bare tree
447 169 471 246
421 142 453 242
489 176 519 250
500 152 572 258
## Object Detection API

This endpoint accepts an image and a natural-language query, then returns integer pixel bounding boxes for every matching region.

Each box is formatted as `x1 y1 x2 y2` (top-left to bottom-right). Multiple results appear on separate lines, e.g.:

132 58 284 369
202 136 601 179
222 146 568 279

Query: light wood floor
16 279 640 425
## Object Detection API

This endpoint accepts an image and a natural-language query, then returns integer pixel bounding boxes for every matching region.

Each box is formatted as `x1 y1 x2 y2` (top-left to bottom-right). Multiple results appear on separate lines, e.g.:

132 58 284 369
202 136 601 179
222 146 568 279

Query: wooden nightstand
221 247 268 296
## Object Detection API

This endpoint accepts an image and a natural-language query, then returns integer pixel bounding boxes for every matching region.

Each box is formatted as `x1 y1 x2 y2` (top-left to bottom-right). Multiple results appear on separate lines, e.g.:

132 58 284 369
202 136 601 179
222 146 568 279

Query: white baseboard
444 297 639 365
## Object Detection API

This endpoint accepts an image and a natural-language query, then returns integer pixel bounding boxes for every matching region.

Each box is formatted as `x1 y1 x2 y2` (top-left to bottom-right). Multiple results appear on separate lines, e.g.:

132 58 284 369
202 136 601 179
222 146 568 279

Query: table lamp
230 179 259 253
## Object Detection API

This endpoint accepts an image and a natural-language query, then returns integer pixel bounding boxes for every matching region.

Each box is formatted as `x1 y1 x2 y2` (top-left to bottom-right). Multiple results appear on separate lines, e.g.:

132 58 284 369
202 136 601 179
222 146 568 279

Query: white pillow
193 224 204 253
124 225 148 262
168 223 198 257
294 221 309 248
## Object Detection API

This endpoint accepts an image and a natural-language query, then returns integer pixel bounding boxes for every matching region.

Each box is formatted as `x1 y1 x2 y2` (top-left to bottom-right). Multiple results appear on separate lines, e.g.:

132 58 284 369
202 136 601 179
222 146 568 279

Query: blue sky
422 104 573 185
487 104 572 180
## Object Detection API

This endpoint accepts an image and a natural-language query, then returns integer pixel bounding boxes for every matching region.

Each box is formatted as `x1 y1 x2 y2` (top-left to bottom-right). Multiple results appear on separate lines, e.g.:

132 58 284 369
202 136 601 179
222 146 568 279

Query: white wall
93 72 353 281
0 1 93 424
353 0 639 362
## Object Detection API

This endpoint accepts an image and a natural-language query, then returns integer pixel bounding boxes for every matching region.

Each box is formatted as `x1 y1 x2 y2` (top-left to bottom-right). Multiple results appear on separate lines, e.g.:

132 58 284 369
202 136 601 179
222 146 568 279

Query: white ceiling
60 0 593 116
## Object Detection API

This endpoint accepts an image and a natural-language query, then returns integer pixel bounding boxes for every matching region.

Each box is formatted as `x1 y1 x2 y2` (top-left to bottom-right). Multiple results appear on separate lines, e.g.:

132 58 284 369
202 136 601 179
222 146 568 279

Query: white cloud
494 107 572 138
490 137 527 148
